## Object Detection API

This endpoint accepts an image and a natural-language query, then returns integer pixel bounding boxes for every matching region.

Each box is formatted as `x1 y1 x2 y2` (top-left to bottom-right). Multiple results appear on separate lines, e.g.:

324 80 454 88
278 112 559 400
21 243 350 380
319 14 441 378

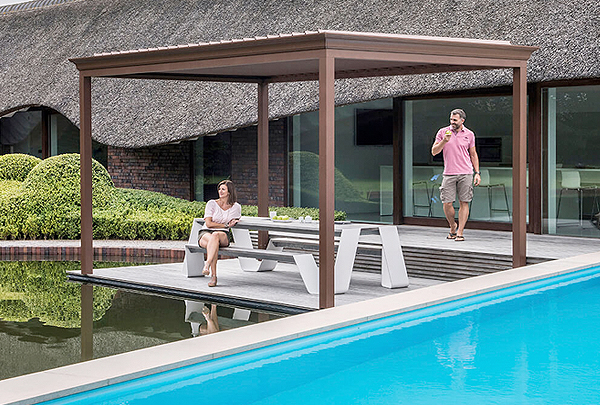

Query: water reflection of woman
199 304 220 335
198 180 241 287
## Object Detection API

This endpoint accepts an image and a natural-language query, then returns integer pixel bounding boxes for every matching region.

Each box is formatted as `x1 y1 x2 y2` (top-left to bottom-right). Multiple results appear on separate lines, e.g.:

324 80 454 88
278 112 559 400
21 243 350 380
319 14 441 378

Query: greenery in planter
0 153 346 240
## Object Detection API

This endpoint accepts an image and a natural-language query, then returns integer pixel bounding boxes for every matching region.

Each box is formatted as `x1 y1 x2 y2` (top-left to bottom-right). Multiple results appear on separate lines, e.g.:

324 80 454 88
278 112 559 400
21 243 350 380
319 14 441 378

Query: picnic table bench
183 216 409 294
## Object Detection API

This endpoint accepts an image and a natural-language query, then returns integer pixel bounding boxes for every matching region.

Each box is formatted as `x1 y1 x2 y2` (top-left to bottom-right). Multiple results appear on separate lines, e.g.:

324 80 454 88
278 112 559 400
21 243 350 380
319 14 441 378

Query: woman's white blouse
202 200 241 230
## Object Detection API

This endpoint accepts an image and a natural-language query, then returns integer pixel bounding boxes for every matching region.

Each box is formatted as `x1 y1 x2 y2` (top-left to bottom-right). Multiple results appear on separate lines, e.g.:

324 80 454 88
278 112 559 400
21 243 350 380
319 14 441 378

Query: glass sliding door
289 98 393 222
195 132 231 202
403 96 518 223
1 109 107 166
543 85 600 237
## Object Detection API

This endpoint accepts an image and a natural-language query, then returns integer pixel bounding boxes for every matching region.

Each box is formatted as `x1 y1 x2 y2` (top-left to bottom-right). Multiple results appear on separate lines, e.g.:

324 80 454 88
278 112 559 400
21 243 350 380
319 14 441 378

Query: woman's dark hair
217 179 237 205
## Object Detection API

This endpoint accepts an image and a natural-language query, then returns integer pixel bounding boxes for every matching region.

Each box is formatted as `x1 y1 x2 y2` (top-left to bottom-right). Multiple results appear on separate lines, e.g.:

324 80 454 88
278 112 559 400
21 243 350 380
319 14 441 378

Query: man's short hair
451 109 466 120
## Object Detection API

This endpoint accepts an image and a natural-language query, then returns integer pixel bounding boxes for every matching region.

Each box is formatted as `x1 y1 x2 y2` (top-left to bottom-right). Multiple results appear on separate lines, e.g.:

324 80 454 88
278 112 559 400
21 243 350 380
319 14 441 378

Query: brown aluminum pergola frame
70 30 537 309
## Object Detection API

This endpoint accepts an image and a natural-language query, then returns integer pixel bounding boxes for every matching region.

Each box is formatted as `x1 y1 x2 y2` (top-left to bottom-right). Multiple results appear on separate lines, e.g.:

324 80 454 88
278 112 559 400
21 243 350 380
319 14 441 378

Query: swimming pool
40 264 600 405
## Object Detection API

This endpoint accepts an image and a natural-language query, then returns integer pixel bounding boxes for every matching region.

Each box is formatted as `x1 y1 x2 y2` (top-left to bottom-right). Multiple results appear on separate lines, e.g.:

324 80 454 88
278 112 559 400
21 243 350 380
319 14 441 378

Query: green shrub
22 153 114 208
0 180 22 198
114 188 206 215
0 153 41 181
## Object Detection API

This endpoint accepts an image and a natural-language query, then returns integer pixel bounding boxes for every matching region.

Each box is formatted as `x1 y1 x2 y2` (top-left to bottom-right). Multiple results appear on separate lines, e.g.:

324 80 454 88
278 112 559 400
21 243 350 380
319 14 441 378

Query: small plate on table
271 218 293 223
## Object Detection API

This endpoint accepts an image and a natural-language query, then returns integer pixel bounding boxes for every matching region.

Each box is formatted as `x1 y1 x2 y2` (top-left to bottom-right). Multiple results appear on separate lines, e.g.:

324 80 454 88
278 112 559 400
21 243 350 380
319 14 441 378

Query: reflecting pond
0 260 286 381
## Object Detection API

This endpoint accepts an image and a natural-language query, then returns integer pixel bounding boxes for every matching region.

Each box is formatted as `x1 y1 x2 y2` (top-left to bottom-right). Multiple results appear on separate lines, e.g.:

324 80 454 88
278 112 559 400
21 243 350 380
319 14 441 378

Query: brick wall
108 143 192 200
231 120 287 206
107 119 287 206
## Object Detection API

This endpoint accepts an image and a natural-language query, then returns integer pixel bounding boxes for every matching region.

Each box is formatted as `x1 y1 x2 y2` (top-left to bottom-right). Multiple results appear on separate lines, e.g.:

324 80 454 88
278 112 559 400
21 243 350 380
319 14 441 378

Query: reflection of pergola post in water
80 284 93 361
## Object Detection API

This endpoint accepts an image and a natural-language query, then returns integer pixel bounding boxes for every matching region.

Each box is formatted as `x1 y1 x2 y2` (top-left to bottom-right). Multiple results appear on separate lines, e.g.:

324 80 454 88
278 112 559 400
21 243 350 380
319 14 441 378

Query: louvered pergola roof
70 30 536 82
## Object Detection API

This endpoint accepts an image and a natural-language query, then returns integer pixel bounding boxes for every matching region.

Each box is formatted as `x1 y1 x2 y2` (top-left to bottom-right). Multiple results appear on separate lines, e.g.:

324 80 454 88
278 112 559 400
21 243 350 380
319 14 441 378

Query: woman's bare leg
202 304 220 333
199 233 214 275
200 232 229 287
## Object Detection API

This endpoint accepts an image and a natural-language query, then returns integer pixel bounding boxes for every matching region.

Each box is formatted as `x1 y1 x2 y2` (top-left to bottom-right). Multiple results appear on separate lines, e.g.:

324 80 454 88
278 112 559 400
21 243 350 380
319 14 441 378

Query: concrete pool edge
2 251 600 405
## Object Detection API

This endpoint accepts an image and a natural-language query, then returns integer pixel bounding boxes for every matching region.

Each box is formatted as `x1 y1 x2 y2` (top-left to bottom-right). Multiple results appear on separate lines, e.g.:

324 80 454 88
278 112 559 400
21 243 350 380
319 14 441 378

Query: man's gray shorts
440 174 474 203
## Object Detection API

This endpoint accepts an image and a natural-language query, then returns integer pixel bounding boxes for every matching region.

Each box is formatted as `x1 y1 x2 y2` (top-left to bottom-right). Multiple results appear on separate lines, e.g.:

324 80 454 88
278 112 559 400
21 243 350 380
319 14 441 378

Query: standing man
431 109 480 241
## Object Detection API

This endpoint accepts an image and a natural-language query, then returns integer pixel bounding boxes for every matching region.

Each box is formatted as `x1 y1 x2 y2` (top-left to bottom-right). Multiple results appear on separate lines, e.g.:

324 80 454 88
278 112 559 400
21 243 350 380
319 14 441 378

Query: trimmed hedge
22 153 114 208
0 153 347 240
0 153 41 181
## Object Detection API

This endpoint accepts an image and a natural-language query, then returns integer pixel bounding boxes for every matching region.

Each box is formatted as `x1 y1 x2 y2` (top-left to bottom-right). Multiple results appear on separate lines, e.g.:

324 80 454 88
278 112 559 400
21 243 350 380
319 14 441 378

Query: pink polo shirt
435 125 476 175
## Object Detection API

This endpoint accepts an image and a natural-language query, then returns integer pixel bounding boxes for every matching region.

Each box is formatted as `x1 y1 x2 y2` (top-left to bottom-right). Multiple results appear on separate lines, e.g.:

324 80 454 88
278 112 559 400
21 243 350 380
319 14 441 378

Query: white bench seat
185 244 297 264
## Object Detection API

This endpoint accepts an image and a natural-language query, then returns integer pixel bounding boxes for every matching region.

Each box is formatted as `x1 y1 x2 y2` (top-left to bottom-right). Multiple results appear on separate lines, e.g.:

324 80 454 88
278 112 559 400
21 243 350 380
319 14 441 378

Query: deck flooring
68 261 443 311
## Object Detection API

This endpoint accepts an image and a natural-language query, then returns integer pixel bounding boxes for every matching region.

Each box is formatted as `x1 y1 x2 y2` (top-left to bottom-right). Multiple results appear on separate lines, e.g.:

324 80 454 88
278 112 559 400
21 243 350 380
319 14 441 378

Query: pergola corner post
512 63 528 268
257 81 269 248
79 73 93 275
318 55 335 309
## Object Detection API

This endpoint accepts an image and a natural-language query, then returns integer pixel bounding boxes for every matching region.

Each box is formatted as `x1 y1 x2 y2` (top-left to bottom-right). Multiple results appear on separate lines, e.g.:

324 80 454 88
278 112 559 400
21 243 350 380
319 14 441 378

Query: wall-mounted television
355 108 393 146
477 137 502 163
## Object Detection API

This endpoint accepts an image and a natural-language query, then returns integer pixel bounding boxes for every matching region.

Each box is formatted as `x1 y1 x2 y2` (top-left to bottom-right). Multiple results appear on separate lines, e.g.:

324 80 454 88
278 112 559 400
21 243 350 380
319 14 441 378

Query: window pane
544 85 600 237
0 111 42 157
404 96 517 223
201 133 231 201
289 98 393 222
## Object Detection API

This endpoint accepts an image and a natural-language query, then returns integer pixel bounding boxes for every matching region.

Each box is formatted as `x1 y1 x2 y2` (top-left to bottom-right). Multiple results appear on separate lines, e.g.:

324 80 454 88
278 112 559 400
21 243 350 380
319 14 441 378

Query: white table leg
294 253 319 294
378 226 409 288
183 219 205 277
184 244 205 277
334 227 361 294
293 228 360 295
231 228 279 272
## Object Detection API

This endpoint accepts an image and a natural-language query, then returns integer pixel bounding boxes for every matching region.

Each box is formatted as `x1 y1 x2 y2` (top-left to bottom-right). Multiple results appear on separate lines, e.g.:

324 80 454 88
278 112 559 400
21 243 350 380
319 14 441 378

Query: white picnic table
183 216 408 294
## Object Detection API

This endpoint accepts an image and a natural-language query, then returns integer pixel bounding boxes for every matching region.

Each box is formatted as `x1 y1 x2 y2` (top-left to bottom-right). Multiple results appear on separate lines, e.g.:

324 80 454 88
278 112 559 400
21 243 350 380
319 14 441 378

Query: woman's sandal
202 266 210 276
455 235 465 242
208 277 217 287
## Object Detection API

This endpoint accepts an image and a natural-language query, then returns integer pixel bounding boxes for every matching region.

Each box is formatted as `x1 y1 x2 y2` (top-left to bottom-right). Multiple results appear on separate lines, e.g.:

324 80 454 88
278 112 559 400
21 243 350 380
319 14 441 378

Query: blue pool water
45 267 600 404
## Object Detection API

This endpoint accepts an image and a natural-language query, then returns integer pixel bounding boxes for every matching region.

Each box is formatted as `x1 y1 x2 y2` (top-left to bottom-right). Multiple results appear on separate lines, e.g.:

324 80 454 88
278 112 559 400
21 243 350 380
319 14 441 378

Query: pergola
71 30 537 309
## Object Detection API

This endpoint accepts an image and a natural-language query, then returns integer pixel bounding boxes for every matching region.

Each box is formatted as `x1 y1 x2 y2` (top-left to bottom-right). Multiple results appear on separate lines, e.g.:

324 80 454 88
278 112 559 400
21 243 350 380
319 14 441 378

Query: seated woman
198 180 241 287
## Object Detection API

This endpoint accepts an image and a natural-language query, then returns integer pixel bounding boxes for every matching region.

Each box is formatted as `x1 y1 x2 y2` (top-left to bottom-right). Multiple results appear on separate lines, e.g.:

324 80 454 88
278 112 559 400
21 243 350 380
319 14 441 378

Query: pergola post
257 81 269 248
318 55 335 309
79 74 93 275
512 63 528 267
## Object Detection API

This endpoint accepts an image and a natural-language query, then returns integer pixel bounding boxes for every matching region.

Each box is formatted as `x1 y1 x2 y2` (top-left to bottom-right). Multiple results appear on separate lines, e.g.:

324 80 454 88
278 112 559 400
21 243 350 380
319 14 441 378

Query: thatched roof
0 0 598 147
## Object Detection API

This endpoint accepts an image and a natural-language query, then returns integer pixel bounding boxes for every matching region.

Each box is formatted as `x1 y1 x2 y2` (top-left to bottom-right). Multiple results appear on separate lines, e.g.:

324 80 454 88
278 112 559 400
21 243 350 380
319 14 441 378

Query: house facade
1 0 599 238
